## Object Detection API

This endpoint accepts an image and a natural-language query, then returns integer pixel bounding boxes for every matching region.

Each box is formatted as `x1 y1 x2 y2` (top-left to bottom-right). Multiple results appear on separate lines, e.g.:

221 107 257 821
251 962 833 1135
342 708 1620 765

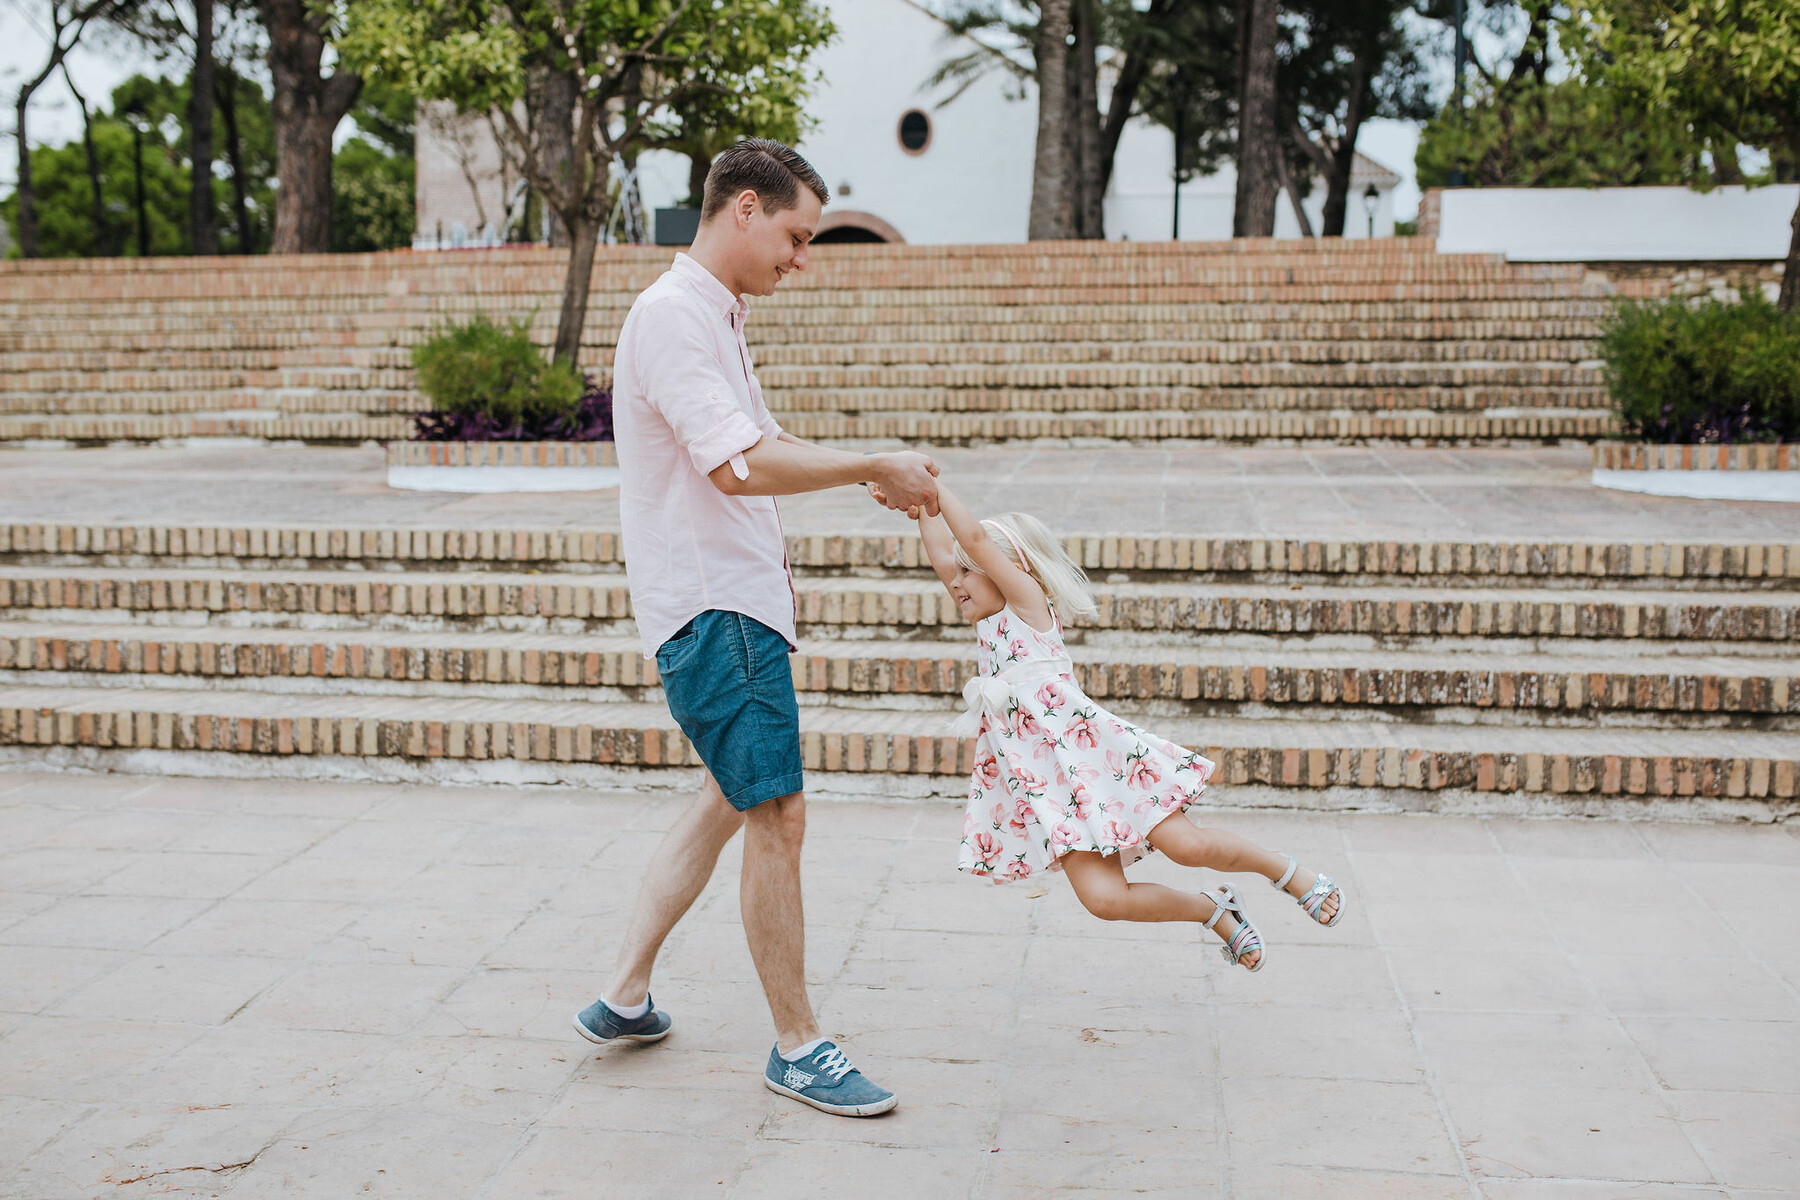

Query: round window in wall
898 109 931 155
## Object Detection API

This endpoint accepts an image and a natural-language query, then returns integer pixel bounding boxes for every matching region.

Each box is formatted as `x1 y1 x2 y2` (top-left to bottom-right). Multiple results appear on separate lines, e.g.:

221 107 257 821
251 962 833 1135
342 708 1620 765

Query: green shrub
410 314 583 433
1600 290 1800 443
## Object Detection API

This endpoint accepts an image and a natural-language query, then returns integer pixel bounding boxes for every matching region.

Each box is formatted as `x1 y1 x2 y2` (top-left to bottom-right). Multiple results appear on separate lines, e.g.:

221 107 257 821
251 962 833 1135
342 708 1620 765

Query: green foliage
1601 291 1800 443
1416 77 1710 189
2 118 191 259
332 138 416 252
411 315 584 429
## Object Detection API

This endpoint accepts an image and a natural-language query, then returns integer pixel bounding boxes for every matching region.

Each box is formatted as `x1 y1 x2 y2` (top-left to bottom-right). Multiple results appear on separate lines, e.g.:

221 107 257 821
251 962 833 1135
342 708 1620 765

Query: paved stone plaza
7 442 1800 541
1 769 1797 1198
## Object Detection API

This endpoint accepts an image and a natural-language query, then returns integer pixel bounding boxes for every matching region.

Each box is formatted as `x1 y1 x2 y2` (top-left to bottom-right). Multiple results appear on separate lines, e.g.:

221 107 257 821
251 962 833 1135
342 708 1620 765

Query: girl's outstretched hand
865 481 921 519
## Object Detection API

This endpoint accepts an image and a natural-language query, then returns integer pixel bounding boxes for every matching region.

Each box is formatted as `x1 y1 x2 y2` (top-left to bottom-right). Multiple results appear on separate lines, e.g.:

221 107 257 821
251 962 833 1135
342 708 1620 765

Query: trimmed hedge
409 315 612 442
1601 290 1800 444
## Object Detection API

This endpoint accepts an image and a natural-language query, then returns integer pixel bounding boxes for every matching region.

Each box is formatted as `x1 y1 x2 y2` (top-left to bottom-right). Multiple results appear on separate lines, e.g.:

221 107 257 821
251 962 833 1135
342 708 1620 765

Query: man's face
742 189 822 296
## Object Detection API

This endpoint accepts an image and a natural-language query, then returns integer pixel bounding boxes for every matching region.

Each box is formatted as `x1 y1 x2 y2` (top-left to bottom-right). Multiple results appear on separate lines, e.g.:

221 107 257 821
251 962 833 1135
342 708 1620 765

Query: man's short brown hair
701 138 830 222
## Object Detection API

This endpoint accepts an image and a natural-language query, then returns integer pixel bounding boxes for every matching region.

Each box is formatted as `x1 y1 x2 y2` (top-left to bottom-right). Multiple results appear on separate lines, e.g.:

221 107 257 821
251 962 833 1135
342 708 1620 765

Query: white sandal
1272 852 1344 927
1202 885 1264 972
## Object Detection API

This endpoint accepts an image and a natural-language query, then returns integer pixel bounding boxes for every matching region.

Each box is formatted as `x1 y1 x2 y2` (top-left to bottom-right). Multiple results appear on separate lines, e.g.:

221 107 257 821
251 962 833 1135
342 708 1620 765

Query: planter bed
1592 443 1800 503
387 441 619 493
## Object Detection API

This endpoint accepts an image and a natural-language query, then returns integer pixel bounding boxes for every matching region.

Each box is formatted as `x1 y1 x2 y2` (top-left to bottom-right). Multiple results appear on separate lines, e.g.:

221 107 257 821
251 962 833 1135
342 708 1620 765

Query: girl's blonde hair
953 511 1098 621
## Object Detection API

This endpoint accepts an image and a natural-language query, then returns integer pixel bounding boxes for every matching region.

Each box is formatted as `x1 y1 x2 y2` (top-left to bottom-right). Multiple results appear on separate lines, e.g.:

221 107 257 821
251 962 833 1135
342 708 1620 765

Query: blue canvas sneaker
571 995 672 1045
763 1041 898 1116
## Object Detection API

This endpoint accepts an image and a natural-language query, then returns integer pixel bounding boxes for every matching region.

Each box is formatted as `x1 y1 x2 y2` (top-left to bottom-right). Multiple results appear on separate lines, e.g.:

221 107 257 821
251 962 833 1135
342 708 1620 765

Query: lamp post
1363 184 1380 240
122 100 149 257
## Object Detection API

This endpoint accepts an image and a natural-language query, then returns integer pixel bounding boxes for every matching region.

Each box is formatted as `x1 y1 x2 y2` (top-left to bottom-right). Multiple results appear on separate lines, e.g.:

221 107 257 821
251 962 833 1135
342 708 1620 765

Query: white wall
1436 185 1799 261
794 0 1035 243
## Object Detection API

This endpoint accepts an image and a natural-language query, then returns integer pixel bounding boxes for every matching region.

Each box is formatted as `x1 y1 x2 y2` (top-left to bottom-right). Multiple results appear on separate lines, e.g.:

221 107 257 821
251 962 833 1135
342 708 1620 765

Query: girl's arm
917 508 960 592
935 482 1053 629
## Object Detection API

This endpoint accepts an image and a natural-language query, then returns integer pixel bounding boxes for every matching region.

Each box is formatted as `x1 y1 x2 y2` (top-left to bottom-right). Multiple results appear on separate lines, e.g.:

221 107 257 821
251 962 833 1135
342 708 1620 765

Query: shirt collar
671 253 749 325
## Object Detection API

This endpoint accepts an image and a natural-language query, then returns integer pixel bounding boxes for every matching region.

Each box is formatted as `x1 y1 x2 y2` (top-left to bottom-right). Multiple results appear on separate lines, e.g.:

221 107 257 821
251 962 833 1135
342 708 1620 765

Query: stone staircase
0 241 1632 445
3 520 1795 813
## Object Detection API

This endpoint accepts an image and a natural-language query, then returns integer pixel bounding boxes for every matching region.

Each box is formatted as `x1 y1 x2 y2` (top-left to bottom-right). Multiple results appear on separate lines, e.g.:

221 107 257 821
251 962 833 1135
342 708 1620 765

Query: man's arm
709 436 940 514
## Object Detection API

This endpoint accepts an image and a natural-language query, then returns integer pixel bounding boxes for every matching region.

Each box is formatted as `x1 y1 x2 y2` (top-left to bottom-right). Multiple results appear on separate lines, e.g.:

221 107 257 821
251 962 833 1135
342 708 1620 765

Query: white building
414 0 1401 247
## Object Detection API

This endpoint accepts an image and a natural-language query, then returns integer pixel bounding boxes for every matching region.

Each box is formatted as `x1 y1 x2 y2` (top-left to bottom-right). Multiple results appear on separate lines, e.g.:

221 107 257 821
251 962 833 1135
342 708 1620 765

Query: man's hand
868 452 940 517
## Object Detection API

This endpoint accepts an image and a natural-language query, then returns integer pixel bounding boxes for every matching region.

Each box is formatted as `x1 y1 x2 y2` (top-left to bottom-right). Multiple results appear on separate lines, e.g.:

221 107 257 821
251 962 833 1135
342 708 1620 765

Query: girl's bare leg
1145 815 1341 923
1058 849 1261 969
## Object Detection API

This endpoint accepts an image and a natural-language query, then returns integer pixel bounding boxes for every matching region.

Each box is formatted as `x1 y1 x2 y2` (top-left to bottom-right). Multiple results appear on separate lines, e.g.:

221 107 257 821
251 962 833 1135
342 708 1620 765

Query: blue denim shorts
655 610 803 811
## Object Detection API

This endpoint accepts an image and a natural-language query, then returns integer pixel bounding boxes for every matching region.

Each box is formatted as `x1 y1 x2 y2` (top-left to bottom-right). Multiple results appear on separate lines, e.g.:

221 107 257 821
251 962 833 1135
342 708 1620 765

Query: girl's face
950 564 1006 623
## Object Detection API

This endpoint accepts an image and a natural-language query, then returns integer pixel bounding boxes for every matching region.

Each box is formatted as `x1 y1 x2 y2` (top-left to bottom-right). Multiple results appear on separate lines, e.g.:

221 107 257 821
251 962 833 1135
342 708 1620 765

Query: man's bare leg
740 789 821 1053
602 771 745 1008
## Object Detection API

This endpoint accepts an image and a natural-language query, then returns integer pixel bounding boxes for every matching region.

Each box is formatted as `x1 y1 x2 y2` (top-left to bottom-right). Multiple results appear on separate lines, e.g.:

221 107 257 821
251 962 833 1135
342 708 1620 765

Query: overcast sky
1 1 1429 218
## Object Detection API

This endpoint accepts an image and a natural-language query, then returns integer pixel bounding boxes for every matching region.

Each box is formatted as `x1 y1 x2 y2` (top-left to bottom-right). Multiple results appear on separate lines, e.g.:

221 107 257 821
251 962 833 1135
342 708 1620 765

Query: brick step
2 318 1612 355
0 254 1586 294
0 361 1609 396
0 336 1605 372
3 682 1792 800
0 387 1611 422
0 414 410 442
8 566 1795 641
0 338 1603 375
3 623 1793 720
9 523 1792 587
0 410 1618 444
768 410 1619 443
765 387 1608 416
0 258 1598 291
0 393 420 417
2 296 1613 329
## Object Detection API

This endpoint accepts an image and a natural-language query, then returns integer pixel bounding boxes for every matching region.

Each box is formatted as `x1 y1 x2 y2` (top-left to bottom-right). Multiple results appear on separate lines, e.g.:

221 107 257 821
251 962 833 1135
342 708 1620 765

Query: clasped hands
863 451 940 518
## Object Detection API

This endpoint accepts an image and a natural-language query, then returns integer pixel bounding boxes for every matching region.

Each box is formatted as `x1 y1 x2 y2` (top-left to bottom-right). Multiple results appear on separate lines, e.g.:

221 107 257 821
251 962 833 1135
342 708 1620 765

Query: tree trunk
263 0 361 254
1781 132 1800 314
1028 0 1072 241
554 212 601 364
1319 56 1368 238
188 0 217 254
216 69 254 252
1070 0 1104 239
1097 0 1169 198
15 96 40 258
1277 151 1314 237
64 69 114 255
686 150 711 208
532 66 576 247
1233 0 1280 238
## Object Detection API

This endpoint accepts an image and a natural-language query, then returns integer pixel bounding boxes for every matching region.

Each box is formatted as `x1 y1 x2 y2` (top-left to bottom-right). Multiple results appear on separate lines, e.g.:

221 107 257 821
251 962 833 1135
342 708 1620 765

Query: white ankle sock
603 994 651 1019
779 1036 828 1062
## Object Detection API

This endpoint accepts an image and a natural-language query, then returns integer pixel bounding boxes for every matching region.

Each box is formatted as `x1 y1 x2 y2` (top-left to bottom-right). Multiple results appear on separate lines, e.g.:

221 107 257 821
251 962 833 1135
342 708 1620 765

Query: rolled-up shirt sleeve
633 300 765 479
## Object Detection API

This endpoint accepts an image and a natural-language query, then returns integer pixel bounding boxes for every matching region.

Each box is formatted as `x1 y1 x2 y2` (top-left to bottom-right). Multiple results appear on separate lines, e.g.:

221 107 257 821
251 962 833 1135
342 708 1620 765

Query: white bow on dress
947 657 1074 737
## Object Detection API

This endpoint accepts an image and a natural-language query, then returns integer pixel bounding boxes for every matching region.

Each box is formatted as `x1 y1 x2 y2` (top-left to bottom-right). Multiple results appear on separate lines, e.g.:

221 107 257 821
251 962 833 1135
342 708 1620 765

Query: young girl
910 482 1344 971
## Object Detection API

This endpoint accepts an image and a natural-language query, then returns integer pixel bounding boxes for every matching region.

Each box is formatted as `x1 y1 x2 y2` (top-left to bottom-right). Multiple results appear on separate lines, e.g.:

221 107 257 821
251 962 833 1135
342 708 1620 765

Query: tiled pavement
2 769 1797 1198
6 442 1800 542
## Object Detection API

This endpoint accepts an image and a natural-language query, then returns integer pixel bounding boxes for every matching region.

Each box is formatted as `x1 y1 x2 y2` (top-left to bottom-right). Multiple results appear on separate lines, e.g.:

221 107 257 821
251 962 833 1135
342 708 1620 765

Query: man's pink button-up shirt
614 253 795 659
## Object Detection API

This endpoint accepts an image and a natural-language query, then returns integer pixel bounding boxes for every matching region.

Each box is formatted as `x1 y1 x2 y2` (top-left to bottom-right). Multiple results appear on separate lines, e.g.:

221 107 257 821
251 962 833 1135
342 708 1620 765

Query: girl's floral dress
957 606 1215 883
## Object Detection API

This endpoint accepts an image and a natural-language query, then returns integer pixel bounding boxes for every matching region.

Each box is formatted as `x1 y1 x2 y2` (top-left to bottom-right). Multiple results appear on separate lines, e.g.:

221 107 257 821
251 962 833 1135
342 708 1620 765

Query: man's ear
734 189 758 229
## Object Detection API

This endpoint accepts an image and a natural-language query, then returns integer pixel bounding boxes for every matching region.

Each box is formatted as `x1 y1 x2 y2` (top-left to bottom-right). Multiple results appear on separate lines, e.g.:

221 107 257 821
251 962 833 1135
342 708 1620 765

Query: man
571 138 939 1117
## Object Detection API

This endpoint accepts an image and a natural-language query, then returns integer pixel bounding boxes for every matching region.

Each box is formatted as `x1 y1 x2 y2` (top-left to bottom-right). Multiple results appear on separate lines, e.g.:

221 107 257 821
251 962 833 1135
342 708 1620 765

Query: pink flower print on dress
1050 822 1084 851
1008 796 1032 833
1104 818 1141 849
1107 718 1130 736
1069 761 1101 784
1068 784 1093 820
1012 707 1043 739
1099 796 1126 818
1067 716 1099 749
1105 748 1127 779
1034 680 1067 713
1126 758 1160 792
1000 858 1032 882
1013 766 1048 794
975 755 1002 790
990 801 1008 829
971 831 1004 867
1008 638 1030 661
